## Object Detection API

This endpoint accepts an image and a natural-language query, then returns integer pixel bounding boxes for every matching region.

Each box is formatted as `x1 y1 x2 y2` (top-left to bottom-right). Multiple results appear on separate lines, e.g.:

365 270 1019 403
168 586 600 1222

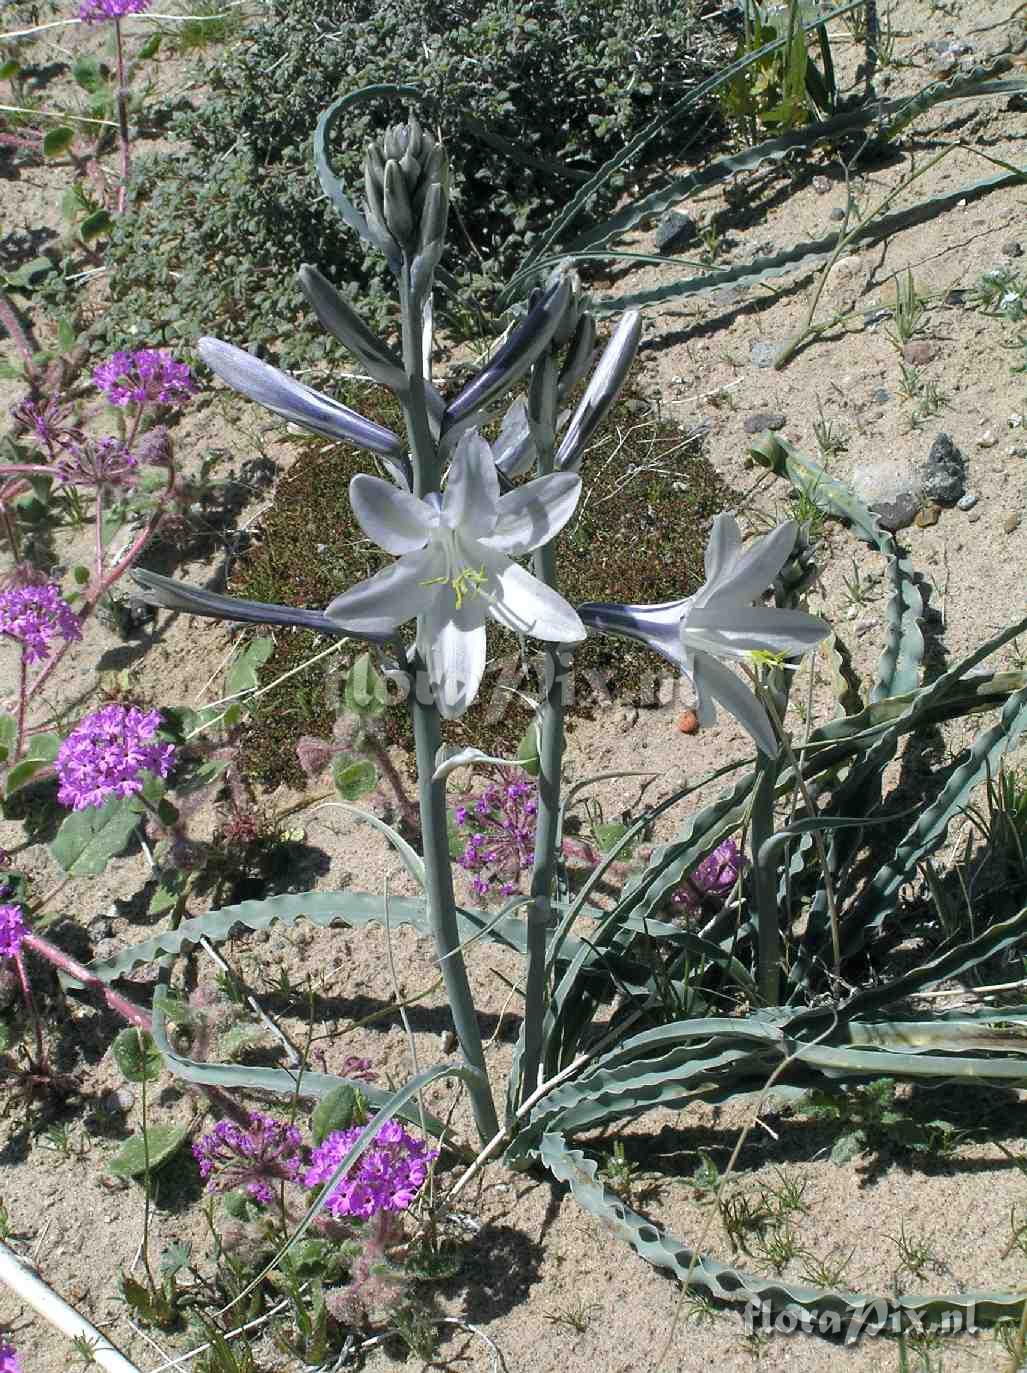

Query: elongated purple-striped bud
199 338 404 458
297 266 406 391
441 277 572 439
131 569 392 643
555 311 642 472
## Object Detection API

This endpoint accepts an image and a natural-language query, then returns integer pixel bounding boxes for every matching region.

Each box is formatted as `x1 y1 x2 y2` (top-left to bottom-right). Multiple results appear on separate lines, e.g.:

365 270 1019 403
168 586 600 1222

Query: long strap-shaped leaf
73 888 570 985
853 683 1027 939
590 154 1027 315
500 0 869 304
540 1131 1023 1327
558 63 1027 262
148 972 455 1140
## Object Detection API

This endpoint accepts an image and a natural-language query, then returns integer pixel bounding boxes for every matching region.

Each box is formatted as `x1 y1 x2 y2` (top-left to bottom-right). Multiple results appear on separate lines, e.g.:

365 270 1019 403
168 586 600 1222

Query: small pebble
902 340 938 366
440 1030 457 1054
967 508 982 523
915 504 941 528
871 387 891 404
956 492 978 510
829 207 846 222
743 410 786 435
750 340 780 369
1002 240 1024 258
103 1087 135 1114
812 175 831 194
855 616 876 637
676 709 700 735
865 311 892 329
1003 512 1023 534
978 431 998 449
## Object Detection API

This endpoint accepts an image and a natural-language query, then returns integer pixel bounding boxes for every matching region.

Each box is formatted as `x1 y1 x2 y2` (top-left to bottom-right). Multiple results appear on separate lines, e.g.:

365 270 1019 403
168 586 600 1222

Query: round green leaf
344 652 388 718
42 126 75 159
332 754 377 801
108 1125 188 1179
311 1084 364 1145
79 209 113 243
113 1027 162 1083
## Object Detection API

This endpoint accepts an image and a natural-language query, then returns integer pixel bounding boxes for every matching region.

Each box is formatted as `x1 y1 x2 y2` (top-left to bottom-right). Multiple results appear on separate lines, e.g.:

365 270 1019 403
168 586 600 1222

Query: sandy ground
3 0 1027 1370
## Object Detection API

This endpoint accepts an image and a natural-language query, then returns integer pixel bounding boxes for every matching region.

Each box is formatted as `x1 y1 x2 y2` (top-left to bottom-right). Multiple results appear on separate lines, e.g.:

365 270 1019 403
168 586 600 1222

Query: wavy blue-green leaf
589 154 1027 315
150 977 457 1140
72 888 546 987
539 1131 1023 1326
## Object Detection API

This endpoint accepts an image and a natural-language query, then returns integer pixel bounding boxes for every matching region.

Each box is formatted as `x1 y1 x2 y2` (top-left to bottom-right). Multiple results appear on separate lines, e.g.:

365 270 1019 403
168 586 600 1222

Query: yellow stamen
421 564 489 610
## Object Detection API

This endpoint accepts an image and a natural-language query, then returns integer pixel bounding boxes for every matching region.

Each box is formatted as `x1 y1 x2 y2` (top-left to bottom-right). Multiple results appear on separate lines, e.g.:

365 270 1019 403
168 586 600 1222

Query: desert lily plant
102 107 1027 1336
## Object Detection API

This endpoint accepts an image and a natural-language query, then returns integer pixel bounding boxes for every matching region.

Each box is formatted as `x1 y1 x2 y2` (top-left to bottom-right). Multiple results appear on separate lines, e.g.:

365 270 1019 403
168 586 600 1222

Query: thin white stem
0 1239 144 1373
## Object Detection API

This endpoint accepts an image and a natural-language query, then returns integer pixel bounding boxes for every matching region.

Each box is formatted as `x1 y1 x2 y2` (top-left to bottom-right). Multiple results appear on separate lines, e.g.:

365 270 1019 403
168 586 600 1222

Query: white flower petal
494 397 535 478
324 546 439 634
484 472 582 556
486 558 585 643
683 606 829 659
704 514 743 583
696 519 797 610
419 595 488 719
350 474 431 554
443 431 499 537
692 650 778 755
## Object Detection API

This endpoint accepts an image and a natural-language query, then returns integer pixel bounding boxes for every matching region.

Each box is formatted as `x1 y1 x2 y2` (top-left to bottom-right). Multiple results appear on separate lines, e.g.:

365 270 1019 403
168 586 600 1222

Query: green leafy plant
95 0 729 365
800 1078 965 1166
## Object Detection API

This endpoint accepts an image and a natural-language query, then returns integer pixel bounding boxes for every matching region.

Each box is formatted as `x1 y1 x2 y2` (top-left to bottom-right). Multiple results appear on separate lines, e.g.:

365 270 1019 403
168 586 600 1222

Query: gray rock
956 491 978 510
829 207 846 222
654 211 697 253
103 1086 135 1114
750 340 780 369
920 433 966 506
812 175 831 194
743 411 786 435
865 311 892 329
870 492 920 532
1002 240 1024 258
1003 512 1023 534
871 387 891 404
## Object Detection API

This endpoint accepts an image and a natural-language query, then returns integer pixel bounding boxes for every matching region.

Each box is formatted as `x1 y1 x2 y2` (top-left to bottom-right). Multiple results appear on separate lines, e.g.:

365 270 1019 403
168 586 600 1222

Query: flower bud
365 116 449 261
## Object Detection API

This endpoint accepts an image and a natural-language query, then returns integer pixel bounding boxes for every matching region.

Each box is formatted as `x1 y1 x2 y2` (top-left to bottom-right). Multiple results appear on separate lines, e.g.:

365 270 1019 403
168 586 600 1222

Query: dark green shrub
96 0 729 365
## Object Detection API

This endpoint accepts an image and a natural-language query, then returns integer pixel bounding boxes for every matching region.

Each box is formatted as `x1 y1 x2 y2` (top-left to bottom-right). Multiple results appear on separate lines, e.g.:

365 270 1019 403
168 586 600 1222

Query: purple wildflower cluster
0 1342 21 1373
56 436 138 493
55 704 176 810
93 349 195 409
454 769 538 899
673 839 743 913
304 1121 437 1220
193 1111 303 1204
0 583 81 664
12 396 80 460
0 904 27 959
78 0 151 22
191 1110 436 1221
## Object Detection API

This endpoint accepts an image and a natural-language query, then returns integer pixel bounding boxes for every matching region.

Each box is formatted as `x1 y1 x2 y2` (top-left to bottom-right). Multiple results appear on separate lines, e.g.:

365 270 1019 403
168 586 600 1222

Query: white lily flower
579 515 829 754
324 430 586 718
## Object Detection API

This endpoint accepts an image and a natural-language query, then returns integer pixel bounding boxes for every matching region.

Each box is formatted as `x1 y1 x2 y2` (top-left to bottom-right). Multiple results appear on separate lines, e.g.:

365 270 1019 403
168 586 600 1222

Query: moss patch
232 392 734 787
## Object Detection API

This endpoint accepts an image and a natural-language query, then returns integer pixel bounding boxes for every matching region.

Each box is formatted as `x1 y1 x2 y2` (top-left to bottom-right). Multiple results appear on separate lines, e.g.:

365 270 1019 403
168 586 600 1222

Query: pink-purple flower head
674 838 743 913
56 437 138 493
304 1120 437 1220
0 583 81 664
56 704 176 811
0 904 27 959
0 1342 21 1373
93 349 195 409
193 1112 303 1204
79 0 150 22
